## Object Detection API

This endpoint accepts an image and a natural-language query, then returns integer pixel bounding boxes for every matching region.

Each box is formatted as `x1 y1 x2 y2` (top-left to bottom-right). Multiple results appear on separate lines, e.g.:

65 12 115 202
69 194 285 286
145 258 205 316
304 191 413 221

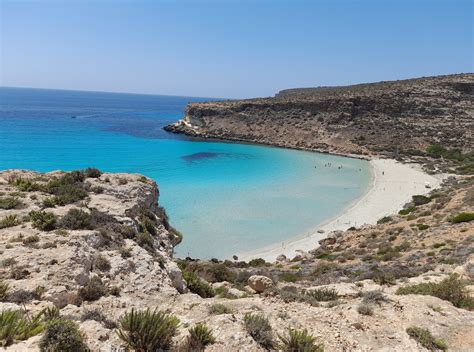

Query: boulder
247 275 273 293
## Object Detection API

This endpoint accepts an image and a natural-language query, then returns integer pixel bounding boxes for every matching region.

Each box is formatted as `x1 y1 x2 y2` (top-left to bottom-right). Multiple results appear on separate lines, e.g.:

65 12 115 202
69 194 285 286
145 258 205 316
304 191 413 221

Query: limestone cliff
165 74 474 159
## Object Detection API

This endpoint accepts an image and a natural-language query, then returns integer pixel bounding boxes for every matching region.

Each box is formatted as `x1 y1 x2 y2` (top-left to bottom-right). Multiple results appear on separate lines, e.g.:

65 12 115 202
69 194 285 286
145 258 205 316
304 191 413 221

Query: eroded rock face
165 74 474 158
248 275 274 293
0 170 185 349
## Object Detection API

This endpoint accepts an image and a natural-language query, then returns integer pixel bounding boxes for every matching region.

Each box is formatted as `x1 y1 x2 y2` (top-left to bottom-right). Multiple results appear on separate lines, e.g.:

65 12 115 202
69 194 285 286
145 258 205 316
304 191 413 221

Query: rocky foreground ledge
1 169 473 351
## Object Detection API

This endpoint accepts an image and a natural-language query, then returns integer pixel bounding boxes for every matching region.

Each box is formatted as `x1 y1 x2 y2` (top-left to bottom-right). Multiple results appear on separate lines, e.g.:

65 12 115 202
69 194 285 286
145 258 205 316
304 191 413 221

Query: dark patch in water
181 152 224 162
181 151 254 163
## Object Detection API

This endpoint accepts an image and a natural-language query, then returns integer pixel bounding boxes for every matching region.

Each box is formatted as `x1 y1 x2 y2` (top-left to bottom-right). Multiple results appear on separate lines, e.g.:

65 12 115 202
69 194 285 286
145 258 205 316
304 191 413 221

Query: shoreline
238 158 443 262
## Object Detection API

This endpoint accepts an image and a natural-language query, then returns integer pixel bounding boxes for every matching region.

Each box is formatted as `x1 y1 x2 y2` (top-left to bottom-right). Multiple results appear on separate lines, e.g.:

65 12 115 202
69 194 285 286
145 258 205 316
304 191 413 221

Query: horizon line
0 85 231 101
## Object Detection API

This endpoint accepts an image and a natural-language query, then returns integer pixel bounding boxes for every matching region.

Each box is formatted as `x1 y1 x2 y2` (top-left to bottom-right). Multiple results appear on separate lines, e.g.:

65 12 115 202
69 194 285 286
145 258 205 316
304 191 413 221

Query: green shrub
0 197 23 210
186 262 237 283
44 172 87 205
243 313 274 349
11 178 40 192
42 197 56 208
248 258 266 267
60 208 91 230
412 195 431 206
399 207 416 215
0 215 20 229
357 303 373 316
29 211 56 231
449 212 474 223
279 328 323 352
279 272 300 283
406 326 447 351
377 216 392 224
0 309 45 347
396 274 474 310
94 254 111 272
185 323 216 351
0 281 9 301
306 287 338 301
39 318 88 351
312 262 338 276
136 231 155 251
417 224 430 230
42 306 60 320
362 290 387 305
117 308 179 351
183 271 215 298
79 276 107 301
83 168 102 178
119 246 132 258
208 303 232 315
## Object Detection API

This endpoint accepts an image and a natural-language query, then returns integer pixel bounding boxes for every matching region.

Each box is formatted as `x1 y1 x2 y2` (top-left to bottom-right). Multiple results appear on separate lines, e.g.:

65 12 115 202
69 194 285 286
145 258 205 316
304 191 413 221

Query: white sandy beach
238 158 443 262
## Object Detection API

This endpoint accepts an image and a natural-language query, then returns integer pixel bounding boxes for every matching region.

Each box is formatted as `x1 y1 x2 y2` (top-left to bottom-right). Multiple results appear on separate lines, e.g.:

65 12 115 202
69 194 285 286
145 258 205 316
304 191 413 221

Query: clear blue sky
1 0 472 98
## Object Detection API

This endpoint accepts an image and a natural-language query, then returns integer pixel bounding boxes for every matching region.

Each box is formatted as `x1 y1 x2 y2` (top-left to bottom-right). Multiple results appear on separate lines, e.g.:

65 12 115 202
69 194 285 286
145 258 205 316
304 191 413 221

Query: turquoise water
0 87 371 259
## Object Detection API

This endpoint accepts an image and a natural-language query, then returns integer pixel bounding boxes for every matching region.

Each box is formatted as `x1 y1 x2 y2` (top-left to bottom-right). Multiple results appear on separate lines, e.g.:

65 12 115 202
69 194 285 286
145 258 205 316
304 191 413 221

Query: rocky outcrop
1 169 473 350
165 74 474 159
247 275 274 293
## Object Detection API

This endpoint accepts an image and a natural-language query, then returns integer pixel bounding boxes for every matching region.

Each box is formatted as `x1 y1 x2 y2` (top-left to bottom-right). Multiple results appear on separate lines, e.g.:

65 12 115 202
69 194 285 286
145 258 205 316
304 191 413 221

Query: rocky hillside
1 168 473 351
165 74 473 169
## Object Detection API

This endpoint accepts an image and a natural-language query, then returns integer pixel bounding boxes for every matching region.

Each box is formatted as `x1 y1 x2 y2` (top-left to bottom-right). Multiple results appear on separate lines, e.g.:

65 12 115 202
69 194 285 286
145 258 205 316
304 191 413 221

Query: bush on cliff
406 326 447 351
79 276 107 302
243 313 274 349
396 274 474 310
117 309 179 351
0 215 20 229
184 323 216 351
449 212 474 223
278 328 323 352
59 208 91 230
39 318 88 352
182 271 215 298
0 197 23 210
0 309 45 347
29 211 56 231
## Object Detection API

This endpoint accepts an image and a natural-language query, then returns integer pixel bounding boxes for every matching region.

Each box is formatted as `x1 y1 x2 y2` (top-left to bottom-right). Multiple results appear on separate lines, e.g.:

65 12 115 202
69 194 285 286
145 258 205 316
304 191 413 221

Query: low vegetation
39 318 88 351
117 309 180 351
0 309 45 347
59 208 91 230
208 303 233 315
182 271 215 298
184 323 216 351
243 313 274 349
0 215 20 229
306 287 339 302
279 328 323 352
29 211 56 231
0 197 23 210
449 212 474 223
79 276 107 301
406 326 447 351
396 274 474 310
0 281 9 301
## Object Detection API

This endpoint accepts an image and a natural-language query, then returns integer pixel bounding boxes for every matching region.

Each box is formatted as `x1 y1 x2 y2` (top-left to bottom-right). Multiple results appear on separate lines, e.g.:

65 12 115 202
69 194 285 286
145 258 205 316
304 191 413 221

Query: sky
0 0 472 99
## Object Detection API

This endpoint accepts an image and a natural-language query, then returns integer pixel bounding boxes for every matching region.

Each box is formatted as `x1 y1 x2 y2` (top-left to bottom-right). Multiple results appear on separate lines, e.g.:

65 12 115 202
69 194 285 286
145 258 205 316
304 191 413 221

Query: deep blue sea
0 87 371 259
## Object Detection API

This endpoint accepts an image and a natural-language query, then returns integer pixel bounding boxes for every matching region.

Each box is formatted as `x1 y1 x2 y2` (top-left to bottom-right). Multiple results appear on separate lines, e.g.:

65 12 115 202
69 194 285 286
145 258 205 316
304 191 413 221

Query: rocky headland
165 74 473 173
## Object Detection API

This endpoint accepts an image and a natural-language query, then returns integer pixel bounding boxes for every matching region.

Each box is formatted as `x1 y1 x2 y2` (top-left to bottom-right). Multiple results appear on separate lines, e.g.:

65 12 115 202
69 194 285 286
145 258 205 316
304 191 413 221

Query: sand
238 158 443 262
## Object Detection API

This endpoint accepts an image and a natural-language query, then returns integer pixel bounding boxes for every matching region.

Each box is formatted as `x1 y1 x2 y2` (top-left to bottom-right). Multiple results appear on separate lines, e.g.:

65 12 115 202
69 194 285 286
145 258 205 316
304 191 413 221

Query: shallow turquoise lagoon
0 87 371 259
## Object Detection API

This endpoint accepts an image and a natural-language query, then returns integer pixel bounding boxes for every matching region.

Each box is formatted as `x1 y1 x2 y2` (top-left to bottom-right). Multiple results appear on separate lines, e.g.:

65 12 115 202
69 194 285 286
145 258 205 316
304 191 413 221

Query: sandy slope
239 159 443 262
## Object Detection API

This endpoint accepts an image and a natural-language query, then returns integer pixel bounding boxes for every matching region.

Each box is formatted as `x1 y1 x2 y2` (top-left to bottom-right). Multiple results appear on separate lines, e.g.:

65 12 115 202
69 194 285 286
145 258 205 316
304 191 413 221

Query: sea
0 87 372 259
